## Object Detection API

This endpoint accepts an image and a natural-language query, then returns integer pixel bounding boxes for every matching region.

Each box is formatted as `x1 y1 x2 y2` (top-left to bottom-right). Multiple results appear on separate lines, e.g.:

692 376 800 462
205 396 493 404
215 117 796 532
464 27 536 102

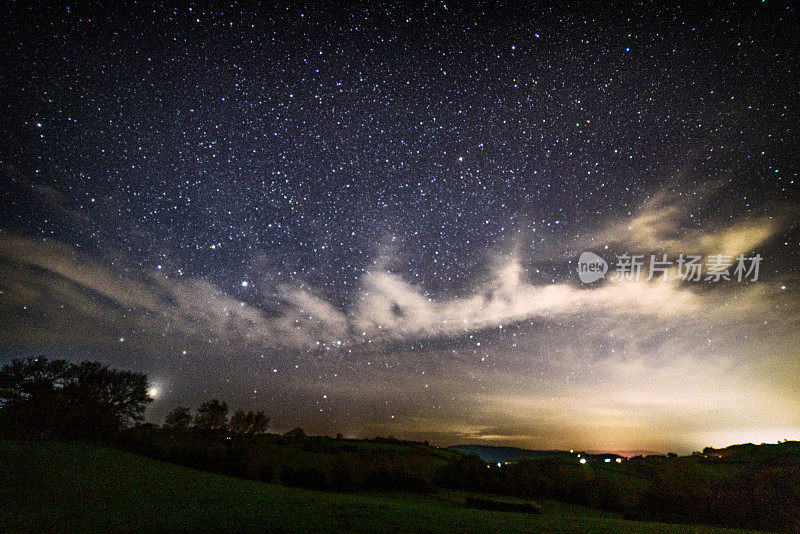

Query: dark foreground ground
0 440 755 533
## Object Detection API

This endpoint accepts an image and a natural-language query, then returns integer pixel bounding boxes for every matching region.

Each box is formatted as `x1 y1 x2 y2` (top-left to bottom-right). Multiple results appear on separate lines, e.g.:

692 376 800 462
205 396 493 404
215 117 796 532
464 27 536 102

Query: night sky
2 3 798 454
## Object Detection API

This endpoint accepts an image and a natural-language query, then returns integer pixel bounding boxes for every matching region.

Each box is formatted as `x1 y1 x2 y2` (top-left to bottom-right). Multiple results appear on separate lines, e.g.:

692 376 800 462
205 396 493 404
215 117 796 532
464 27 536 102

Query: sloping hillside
0 440 746 533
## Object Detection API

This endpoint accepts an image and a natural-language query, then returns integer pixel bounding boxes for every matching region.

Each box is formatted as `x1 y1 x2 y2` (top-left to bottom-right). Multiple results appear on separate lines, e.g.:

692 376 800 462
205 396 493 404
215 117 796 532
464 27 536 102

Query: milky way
1 3 798 453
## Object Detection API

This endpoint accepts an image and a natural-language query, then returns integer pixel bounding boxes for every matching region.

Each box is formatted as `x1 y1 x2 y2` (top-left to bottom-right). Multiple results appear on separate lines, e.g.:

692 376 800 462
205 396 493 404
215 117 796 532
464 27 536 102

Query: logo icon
577 252 608 284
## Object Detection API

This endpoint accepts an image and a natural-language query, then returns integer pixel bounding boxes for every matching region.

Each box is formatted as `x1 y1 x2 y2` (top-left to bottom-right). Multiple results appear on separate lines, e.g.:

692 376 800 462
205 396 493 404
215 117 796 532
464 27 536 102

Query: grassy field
0 440 752 533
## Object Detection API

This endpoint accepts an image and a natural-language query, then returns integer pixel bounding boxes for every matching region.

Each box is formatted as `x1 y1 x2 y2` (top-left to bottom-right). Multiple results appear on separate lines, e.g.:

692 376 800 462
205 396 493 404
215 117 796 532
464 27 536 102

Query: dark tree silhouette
63 361 151 432
229 409 270 435
193 399 228 431
163 406 192 431
0 357 69 436
249 411 270 434
283 427 305 439
0 357 152 439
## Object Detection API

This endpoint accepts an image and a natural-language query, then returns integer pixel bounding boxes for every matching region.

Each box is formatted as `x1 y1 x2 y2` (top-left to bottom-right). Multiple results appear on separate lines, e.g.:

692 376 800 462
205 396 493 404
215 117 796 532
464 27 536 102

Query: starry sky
1 2 798 454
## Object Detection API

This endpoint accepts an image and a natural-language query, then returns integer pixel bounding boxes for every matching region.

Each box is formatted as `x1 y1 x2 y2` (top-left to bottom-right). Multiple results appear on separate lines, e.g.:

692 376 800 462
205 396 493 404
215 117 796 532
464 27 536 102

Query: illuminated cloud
583 189 783 257
351 260 706 340
1 186 791 351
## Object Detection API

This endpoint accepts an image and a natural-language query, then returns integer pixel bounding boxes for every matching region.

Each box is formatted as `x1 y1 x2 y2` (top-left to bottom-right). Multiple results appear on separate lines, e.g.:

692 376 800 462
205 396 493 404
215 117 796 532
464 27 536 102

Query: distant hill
701 440 800 460
447 444 623 463
448 441 800 464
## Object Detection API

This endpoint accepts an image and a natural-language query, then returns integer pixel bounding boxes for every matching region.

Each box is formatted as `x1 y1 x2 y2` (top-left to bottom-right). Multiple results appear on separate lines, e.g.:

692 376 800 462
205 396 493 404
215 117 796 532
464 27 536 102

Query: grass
0 440 752 533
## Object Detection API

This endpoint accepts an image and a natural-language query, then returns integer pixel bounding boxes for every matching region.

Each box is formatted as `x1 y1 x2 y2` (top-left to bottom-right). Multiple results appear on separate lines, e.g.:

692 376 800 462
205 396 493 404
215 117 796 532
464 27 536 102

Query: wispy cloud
1 183 791 351
0 234 348 351
581 188 784 257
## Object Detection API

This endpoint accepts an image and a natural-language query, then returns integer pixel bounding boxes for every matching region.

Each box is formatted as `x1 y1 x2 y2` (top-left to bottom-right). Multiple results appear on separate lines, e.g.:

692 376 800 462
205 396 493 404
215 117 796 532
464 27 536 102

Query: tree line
0 357 274 440
162 400 270 436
